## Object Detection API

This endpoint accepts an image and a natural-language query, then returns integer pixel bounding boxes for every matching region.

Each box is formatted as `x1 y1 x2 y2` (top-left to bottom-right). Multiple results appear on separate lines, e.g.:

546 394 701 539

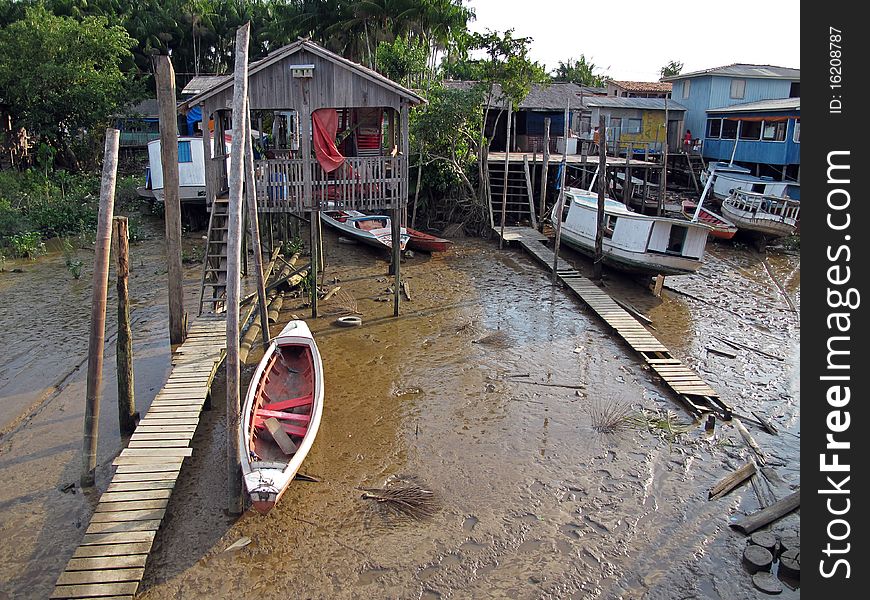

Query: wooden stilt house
180 38 425 315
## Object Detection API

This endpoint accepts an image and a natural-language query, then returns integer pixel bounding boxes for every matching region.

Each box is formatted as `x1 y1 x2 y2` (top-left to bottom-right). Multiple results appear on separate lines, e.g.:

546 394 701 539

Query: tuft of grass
641 409 693 446
589 399 642 434
359 481 438 522
323 289 360 316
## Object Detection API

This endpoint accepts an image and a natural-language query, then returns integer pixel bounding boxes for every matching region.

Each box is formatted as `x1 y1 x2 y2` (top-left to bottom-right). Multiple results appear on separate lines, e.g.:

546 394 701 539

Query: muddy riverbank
0 216 799 599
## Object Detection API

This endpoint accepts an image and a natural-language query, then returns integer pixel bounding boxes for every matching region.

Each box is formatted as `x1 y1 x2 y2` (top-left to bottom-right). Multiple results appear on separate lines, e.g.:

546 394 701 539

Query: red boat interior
249 343 315 462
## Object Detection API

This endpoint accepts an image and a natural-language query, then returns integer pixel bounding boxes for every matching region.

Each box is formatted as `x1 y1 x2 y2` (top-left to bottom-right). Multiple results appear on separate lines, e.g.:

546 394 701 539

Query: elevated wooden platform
487 151 659 169
52 315 227 600
502 227 730 417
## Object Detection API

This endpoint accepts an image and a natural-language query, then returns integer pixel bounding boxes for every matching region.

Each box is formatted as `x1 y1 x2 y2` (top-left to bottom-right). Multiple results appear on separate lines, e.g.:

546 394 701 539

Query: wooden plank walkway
501 227 731 417
52 315 226 600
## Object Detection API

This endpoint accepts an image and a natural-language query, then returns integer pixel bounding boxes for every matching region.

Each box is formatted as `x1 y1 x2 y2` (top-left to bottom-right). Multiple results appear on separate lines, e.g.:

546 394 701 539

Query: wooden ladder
198 197 230 315
488 161 537 228
684 152 704 193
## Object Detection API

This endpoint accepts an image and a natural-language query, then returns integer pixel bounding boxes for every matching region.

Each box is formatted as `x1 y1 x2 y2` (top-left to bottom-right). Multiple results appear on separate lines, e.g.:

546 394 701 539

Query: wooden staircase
198 197 229 315
487 161 537 229
683 152 705 193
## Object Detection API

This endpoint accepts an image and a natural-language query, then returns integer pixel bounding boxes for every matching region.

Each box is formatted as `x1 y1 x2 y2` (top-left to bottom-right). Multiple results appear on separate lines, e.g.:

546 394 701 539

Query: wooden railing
726 189 801 222
254 155 405 212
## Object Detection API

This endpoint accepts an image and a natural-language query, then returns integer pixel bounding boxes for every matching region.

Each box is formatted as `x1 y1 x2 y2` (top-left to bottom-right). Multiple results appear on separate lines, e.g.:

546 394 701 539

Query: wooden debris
264 417 297 455
321 286 341 303
402 280 412 302
752 571 783 594
752 411 779 435
730 490 800 534
743 544 773 573
750 531 778 553
708 461 756 500
761 256 797 313
612 297 653 325
294 473 321 483
223 537 251 552
713 335 784 361
707 346 738 359
734 419 767 465
778 548 800 579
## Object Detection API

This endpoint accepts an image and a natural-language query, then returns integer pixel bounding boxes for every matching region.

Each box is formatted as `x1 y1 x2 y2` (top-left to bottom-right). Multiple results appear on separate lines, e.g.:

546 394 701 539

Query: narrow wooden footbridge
499 226 731 417
52 315 226 600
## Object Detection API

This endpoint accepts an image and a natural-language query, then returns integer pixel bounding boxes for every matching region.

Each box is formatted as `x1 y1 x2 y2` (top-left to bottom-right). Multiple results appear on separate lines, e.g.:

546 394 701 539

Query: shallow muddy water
0 218 799 600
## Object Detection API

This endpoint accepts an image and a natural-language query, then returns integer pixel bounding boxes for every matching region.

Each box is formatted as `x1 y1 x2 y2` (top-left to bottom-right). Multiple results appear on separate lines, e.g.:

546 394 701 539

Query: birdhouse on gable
290 64 314 79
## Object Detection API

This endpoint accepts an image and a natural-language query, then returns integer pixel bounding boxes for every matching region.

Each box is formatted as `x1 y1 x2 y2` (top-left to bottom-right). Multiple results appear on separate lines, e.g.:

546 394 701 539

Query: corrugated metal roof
443 81 595 110
661 63 800 82
585 97 687 111
707 97 800 113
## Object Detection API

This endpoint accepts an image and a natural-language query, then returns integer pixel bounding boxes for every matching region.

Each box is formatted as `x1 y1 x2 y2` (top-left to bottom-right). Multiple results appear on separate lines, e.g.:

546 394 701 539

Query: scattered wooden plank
712 335 784 361
51 581 139 598
730 489 801 534
751 411 779 435
709 461 757 500
65 554 148 572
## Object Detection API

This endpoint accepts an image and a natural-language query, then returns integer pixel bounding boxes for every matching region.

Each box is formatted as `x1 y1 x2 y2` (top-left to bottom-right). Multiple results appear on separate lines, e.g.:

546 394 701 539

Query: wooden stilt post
225 22 251 515
623 147 632 204
394 102 409 317
243 102 271 346
523 154 537 229
113 216 137 435
593 114 607 281
659 96 669 216
499 101 512 249
154 56 186 345
81 128 120 487
551 102 569 283
411 143 423 229
538 117 551 231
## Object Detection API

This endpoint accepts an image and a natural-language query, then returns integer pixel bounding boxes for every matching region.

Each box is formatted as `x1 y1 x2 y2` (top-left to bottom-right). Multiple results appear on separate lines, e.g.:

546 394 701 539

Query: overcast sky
465 0 800 82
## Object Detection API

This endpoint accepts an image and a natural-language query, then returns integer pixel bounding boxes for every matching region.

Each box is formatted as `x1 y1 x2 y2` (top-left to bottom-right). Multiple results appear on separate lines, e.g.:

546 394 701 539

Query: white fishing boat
553 187 710 276
700 162 800 202
240 320 324 514
320 209 409 252
137 136 208 203
720 189 800 238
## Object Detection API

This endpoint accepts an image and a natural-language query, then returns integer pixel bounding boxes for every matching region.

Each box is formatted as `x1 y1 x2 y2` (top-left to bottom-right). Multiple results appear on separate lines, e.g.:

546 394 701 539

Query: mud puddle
0 221 799 600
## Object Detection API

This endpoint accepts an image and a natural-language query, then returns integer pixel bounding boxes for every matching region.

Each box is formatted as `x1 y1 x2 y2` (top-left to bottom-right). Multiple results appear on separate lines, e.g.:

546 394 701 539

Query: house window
739 120 762 140
707 118 722 138
730 79 746 99
762 121 787 141
790 82 800 98
681 80 690 99
793 119 800 143
178 141 192 163
626 118 642 134
721 120 738 139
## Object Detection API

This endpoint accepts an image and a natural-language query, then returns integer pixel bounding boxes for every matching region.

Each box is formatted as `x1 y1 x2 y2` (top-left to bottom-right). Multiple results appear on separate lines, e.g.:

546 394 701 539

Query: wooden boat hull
681 201 738 240
405 227 452 253
239 320 324 514
320 210 409 251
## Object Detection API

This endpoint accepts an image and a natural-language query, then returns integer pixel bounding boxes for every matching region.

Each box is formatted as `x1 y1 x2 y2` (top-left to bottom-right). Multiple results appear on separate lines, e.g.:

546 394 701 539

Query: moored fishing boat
681 200 738 240
720 189 800 239
553 187 710 276
320 209 409 252
240 320 324 514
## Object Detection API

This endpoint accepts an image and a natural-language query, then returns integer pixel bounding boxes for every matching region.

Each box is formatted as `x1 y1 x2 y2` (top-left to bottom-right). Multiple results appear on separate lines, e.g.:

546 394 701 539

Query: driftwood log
730 489 800 534
708 461 756 500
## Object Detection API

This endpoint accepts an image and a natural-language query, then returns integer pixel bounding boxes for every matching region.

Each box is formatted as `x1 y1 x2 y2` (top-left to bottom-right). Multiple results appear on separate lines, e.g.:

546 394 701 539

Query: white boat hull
320 210 409 251
720 192 799 238
555 188 709 276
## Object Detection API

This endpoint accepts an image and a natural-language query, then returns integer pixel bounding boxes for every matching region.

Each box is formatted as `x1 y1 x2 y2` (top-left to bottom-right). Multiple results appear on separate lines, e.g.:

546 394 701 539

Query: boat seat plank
255 409 311 423
262 395 313 411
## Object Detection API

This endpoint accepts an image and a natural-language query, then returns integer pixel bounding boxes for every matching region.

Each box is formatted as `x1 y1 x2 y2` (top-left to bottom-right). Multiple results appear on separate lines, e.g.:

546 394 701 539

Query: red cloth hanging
312 108 345 173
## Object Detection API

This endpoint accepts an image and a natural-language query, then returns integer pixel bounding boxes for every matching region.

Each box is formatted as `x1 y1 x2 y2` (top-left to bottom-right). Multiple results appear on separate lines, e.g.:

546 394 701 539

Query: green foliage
552 55 610 87
0 5 136 169
61 237 83 278
8 231 46 259
660 60 684 78
376 36 429 87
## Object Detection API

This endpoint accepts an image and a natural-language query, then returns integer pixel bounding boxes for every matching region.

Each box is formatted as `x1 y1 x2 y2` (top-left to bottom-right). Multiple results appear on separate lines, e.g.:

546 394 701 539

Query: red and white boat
320 209 409 252
240 320 324 514
405 227 452 253
681 200 738 240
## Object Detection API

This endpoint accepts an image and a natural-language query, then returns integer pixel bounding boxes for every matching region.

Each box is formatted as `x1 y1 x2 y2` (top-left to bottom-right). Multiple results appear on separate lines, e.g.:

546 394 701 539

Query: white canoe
320 209 409 251
239 320 324 514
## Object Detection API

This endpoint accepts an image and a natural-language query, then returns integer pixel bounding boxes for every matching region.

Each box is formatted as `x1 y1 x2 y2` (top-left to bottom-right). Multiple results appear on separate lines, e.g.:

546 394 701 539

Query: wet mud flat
0 221 799 600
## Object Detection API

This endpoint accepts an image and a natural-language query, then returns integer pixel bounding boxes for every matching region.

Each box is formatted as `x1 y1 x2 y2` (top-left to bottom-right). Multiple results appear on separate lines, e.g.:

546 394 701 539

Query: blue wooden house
703 98 800 181
661 63 799 155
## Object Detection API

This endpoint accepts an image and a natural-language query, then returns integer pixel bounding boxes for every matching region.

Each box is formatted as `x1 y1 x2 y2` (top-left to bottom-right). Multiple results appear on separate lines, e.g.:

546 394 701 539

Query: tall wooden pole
498 101 512 249
659 96 668 216
394 102 410 317
114 216 137 435
225 22 251 515
243 102 271 346
538 117 551 231
593 115 607 280
154 56 186 345
551 103 569 282
81 128 120 487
